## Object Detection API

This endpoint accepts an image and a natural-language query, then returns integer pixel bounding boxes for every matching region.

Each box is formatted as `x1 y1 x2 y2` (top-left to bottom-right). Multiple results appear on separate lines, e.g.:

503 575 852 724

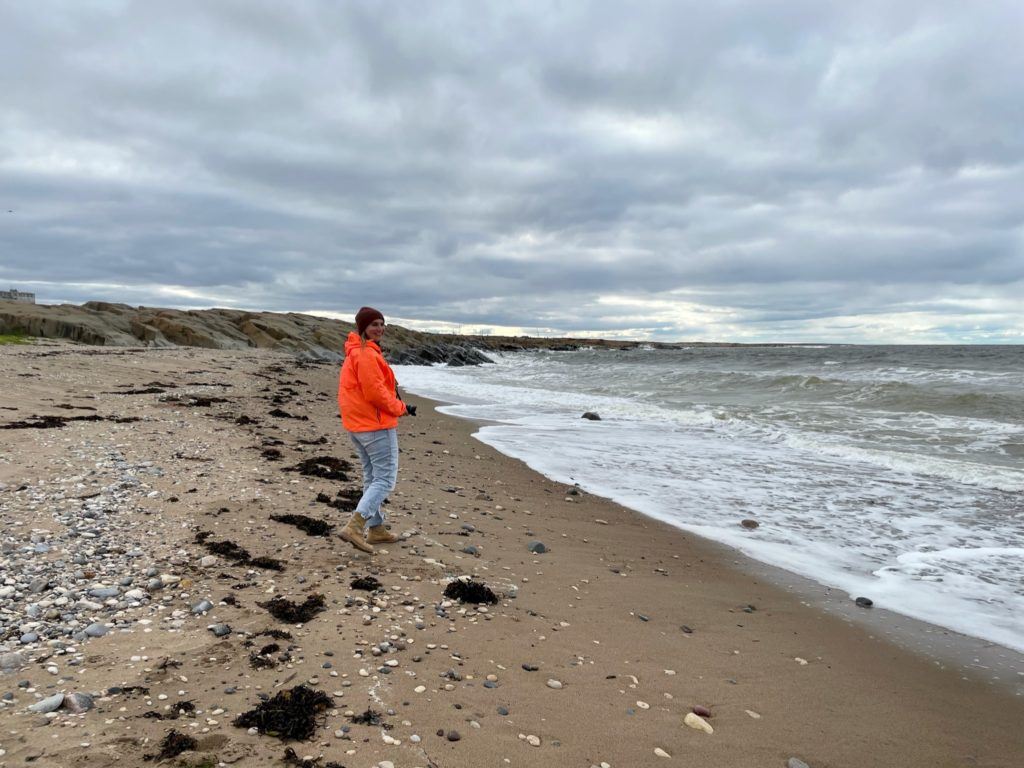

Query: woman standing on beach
337 306 414 554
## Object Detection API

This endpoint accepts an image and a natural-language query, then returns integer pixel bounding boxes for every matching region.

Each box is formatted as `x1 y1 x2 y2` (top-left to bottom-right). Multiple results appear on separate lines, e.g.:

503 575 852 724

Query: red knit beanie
355 306 385 335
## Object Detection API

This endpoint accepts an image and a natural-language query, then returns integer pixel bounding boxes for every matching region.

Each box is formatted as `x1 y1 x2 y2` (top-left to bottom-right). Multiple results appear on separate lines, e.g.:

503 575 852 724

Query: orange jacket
338 332 407 431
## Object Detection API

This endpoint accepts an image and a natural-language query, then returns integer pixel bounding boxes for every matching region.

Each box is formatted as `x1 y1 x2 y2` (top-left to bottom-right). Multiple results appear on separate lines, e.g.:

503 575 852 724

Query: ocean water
395 345 1024 653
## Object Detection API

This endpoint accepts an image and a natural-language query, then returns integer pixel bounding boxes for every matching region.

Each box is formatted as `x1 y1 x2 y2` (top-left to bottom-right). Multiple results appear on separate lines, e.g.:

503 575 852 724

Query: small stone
461 545 479 556
740 519 759 529
788 759 811 768
446 730 460 741
84 623 108 638
692 705 711 718
855 596 873 608
745 710 761 719
497 706 509 715
192 599 214 614
526 734 541 746
62 692 94 713
654 747 671 758
208 623 231 637
546 679 562 689
28 693 64 713
527 541 547 554
581 412 601 420
683 712 713 734
199 555 218 568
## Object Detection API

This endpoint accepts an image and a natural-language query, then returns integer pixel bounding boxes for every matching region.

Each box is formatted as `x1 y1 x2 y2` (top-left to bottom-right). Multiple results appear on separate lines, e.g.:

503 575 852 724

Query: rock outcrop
0 301 495 365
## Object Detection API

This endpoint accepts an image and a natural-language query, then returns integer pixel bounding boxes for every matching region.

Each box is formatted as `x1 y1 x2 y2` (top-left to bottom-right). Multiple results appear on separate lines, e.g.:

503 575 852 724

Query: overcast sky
2 1 1022 342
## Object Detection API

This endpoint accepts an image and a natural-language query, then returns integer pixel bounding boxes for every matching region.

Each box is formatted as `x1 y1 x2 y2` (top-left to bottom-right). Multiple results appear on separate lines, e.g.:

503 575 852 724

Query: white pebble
654 747 671 758
546 679 563 689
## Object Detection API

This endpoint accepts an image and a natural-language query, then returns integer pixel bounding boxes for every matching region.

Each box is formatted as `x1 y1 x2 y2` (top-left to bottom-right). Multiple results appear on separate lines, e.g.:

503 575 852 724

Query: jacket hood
344 332 380 355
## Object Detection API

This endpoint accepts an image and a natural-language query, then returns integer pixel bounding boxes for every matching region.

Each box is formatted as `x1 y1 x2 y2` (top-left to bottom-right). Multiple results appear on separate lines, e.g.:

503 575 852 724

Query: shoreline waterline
403 387 1024 693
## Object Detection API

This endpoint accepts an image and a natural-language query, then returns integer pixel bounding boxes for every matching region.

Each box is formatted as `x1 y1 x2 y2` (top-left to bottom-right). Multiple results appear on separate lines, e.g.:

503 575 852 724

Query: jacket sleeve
357 354 407 417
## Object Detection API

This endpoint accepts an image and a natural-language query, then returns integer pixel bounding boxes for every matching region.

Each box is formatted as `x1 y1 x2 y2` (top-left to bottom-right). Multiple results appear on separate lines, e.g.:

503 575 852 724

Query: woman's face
365 318 385 342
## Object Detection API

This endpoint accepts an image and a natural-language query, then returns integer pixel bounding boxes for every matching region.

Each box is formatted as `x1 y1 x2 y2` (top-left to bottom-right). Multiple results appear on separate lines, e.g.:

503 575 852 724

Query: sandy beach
1 342 1021 768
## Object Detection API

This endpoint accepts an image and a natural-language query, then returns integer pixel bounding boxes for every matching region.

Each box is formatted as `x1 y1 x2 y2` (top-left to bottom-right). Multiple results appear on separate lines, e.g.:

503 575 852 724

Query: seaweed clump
284 456 352 481
256 628 293 640
314 492 357 513
282 747 347 768
349 576 381 592
348 708 391 728
232 685 331 741
257 594 326 623
444 579 499 605
249 643 282 669
194 531 285 572
271 513 334 537
144 729 197 761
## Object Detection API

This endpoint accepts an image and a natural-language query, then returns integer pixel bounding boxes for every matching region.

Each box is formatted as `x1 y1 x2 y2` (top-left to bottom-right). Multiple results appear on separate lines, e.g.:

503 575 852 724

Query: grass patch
0 332 30 345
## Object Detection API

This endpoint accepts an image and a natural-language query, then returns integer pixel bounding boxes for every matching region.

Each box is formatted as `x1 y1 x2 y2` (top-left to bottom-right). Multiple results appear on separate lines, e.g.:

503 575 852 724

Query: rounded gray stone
28 693 64 713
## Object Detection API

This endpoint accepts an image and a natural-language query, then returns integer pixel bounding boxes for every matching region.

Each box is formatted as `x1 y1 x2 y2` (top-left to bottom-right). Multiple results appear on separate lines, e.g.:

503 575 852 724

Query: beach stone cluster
0 443 189 666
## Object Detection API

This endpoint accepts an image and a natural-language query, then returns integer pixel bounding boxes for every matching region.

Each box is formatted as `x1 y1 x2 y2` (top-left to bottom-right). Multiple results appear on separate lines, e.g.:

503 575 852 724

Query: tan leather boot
366 525 399 544
339 514 374 553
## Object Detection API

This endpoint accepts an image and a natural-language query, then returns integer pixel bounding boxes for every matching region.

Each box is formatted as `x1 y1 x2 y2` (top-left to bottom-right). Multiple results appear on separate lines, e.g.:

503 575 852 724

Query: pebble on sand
28 693 64 713
683 712 714 734
546 679 563 689
654 747 671 757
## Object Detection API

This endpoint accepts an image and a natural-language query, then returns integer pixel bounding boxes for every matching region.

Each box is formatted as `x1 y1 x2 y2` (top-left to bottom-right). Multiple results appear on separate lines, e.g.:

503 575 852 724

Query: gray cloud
1 0 1022 342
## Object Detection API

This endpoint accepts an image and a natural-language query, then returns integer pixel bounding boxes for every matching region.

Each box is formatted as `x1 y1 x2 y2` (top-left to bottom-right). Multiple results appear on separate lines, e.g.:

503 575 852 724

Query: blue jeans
349 428 399 528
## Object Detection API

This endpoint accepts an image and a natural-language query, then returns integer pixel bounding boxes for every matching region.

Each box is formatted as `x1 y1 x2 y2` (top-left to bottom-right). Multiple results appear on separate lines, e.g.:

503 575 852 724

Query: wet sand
0 342 1021 767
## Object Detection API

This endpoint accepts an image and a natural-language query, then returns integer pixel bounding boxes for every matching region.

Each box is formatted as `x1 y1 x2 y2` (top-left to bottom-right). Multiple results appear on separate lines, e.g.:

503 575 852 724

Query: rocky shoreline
0 301 792 369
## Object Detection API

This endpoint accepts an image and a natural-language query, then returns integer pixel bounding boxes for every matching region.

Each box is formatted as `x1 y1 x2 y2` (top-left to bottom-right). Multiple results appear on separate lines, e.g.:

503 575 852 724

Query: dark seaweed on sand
233 685 331 741
249 555 286 571
256 628 293 640
1 414 138 429
143 729 197 761
348 708 391 728
249 652 277 670
282 746 347 768
160 394 230 407
444 579 499 604
194 531 285 571
257 594 326 623
315 492 357 513
284 456 353 481
349 576 381 592
270 513 334 537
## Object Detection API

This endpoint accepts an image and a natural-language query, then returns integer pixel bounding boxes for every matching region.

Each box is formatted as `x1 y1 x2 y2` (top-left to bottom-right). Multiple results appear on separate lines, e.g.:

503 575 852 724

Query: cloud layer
2 1 1022 342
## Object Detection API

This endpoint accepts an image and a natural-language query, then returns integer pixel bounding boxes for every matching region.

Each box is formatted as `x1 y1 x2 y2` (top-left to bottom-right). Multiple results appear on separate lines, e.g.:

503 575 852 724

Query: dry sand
0 342 1021 768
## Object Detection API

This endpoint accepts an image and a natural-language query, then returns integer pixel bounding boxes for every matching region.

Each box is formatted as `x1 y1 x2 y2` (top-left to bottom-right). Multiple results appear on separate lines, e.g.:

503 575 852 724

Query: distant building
0 288 35 303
